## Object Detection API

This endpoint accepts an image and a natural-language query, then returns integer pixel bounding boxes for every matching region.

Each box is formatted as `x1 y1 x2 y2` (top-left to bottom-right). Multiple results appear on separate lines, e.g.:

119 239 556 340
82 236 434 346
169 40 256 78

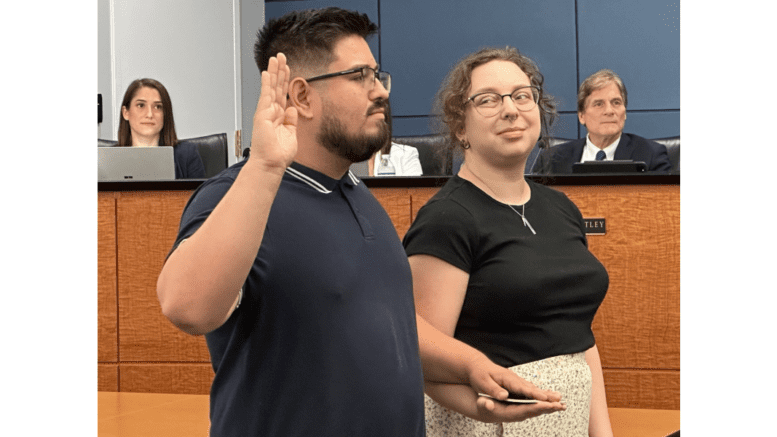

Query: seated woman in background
403 47 613 436
118 78 206 179
356 101 423 176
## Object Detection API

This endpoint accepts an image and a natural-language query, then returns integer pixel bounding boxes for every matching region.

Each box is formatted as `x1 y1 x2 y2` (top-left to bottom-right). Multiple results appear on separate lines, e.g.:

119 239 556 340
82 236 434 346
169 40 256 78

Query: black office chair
525 137 573 174
179 133 229 178
392 134 453 176
98 139 118 147
652 136 680 171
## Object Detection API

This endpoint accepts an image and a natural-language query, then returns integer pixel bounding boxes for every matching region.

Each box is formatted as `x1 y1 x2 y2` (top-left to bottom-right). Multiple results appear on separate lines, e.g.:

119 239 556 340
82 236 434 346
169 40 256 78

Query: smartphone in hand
477 392 539 405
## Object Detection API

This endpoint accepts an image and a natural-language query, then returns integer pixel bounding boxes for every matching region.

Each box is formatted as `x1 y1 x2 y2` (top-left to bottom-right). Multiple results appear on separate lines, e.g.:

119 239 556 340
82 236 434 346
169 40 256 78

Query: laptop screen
97 146 176 181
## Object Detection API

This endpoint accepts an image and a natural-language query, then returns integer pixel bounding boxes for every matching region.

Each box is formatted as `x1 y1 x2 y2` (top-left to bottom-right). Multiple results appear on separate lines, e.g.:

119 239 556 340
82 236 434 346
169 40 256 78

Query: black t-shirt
174 161 425 437
403 176 608 367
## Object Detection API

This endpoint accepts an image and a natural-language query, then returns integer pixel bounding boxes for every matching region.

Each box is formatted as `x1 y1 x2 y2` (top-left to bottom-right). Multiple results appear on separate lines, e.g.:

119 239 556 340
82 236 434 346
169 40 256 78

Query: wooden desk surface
98 391 680 436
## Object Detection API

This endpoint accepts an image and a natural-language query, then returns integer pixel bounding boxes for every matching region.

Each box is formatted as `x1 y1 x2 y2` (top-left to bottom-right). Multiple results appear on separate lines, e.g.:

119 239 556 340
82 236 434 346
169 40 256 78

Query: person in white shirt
353 101 423 176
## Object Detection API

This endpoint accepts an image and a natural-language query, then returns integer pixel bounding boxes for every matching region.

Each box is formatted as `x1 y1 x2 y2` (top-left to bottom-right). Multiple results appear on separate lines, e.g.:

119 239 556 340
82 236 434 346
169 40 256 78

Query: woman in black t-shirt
403 47 613 437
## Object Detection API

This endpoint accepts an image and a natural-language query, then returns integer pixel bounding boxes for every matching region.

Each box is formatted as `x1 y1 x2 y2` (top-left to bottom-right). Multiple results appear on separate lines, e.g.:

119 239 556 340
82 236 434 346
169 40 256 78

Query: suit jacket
532 133 673 174
174 141 206 179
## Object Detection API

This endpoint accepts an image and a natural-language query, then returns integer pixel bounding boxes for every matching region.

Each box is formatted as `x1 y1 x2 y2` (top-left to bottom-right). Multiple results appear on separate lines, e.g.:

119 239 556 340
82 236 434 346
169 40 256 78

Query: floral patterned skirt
424 352 592 437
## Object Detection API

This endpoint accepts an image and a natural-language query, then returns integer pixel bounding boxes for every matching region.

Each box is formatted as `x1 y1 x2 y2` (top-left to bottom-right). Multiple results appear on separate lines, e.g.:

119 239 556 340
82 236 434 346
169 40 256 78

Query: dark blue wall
264 0 680 140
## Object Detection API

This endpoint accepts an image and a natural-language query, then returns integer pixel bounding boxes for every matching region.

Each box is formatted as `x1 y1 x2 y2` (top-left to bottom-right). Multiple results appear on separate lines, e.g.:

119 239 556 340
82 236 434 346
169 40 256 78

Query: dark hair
117 78 177 148
577 69 628 113
432 47 557 154
254 7 377 77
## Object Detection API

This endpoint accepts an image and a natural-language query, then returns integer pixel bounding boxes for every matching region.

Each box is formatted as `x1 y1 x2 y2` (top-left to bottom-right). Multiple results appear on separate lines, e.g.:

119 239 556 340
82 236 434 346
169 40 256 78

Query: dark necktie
595 150 606 161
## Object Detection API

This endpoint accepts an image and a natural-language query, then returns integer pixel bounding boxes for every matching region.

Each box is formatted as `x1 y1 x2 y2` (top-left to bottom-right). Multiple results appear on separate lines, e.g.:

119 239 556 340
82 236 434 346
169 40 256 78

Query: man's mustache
367 99 389 116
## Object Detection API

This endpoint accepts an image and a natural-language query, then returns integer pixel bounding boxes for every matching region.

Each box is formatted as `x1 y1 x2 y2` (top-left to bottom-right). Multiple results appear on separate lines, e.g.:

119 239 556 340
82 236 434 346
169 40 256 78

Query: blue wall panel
551 113 581 140
262 0 680 139
381 0 578 117
577 0 680 111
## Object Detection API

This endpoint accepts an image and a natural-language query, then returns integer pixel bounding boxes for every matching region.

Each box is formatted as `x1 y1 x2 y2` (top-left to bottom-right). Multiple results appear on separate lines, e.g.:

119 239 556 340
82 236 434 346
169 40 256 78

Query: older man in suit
533 69 672 173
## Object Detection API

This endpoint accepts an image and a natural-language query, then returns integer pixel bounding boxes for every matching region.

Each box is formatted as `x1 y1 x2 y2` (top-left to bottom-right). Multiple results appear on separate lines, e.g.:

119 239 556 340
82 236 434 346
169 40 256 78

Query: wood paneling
371 187 412 237
98 183 680 410
603 369 680 410
557 185 680 371
98 363 119 392
98 193 118 363
117 191 210 363
119 364 214 395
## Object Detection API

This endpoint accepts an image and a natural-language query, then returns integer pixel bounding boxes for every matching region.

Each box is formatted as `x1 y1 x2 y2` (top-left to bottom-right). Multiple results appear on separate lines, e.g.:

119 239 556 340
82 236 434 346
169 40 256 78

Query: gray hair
577 69 627 113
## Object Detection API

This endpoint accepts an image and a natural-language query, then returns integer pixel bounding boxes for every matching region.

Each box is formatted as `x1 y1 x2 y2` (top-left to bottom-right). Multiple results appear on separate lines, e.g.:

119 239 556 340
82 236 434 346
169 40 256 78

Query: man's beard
317 104 390 163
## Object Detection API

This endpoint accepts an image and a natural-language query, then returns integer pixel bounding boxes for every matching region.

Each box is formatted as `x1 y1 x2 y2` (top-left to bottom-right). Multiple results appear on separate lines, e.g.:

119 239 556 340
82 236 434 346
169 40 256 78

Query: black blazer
174 141 207 179
532 133 673 174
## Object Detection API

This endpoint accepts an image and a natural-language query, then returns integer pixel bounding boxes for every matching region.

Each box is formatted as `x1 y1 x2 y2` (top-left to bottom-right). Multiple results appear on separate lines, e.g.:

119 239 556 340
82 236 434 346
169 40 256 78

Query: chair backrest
525 137 573 174
652 135 680 171
179 133 228 178
98 139 118 147
392 134 453 176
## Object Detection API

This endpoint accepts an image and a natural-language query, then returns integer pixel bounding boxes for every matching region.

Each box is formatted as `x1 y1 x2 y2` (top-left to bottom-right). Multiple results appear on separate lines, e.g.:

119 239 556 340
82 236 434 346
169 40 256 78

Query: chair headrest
651 136 680 150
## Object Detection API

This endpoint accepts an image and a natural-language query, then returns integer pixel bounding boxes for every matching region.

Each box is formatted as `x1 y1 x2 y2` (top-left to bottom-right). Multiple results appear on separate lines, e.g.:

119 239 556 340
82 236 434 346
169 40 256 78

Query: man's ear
288 78 315 119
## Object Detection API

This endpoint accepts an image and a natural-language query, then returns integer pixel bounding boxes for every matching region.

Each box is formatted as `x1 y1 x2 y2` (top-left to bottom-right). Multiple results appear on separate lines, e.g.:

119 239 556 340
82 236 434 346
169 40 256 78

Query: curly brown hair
432 47 557 154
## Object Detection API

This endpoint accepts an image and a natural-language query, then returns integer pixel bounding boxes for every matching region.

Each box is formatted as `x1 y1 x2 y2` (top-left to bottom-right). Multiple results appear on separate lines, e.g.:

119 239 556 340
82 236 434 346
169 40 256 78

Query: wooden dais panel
117 191 211 363
120 363 214 395
98 192 118 363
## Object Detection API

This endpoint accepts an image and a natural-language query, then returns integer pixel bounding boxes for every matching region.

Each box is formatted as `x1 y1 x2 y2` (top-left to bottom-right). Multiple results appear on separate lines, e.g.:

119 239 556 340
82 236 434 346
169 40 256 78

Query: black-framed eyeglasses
465 85 540 117
305 66 391 94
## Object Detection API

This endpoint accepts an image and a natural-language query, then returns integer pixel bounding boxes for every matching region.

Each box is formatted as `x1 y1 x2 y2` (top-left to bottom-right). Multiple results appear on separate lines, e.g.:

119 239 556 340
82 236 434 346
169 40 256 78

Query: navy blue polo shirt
173 161 425 437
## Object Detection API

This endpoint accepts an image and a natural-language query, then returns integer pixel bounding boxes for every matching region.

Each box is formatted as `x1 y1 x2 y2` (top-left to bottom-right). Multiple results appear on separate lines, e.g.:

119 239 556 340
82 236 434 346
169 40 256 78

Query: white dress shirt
581 134 621 162
373 142 423 176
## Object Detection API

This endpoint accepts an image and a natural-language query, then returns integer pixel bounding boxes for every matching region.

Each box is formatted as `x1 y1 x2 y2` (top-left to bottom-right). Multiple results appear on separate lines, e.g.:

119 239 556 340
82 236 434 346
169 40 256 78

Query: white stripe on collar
347 170 360 185
285 167 332 194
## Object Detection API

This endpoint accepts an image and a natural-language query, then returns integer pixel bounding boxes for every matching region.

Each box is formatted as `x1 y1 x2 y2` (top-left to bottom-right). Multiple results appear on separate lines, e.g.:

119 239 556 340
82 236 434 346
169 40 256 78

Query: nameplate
583 218 606 235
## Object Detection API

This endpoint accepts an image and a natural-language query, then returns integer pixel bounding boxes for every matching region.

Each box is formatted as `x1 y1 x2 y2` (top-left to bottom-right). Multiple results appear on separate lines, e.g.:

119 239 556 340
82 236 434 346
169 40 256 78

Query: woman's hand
425 381 565 423
464 354 563 406
250 52 298 174
474 397 566 423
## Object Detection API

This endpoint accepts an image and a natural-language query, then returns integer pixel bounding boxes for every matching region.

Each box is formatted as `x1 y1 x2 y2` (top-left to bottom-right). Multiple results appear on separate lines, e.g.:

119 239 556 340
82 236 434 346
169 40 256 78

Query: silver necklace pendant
508 204 536 235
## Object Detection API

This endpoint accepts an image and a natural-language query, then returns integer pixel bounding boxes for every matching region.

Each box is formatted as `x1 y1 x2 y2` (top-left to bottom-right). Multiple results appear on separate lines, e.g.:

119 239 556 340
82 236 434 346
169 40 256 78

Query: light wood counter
98 391 680 437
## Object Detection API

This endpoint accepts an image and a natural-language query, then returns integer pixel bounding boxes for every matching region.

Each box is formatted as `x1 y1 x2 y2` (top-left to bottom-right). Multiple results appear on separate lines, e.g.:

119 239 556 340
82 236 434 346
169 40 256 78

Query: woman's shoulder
528 179 571 201
174 140 198 153
527 179 582 216
418 177 486 220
